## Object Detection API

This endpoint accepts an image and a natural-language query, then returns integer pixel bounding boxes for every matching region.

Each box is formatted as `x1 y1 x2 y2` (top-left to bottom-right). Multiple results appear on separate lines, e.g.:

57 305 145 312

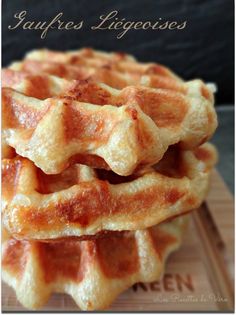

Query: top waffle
9 47 182 90
3 48 217 175
24 47 181 81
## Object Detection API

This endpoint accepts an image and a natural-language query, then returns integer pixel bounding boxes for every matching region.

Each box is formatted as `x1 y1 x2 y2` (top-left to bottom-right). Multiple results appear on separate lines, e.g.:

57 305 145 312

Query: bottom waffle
2 215 188 311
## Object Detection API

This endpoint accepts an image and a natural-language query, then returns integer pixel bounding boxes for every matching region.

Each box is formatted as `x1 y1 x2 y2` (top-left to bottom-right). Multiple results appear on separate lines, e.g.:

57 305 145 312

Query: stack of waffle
2 48 218 310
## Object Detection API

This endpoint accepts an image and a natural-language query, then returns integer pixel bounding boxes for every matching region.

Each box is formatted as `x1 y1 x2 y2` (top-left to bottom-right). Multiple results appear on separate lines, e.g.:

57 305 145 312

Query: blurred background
2 0 234 192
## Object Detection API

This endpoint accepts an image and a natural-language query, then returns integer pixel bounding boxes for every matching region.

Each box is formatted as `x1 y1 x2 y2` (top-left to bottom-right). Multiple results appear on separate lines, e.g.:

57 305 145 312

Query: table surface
211 106 234 194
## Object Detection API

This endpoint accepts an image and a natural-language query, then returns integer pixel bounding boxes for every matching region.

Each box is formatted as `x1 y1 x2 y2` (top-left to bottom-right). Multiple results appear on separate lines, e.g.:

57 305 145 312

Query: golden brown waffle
2 215 187 310
9 59 183 91
11 47 214 96
25 48 180 79
2 68 214 101
2 143 217 240
2 71 217 175
24 47 137 64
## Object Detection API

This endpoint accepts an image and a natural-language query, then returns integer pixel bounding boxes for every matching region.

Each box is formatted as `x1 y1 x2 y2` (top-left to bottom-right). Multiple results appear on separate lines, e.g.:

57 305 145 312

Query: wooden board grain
2 170 234 312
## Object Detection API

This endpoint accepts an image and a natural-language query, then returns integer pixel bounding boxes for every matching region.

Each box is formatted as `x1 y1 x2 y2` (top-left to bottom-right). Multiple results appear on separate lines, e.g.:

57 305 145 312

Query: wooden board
2 170 234 312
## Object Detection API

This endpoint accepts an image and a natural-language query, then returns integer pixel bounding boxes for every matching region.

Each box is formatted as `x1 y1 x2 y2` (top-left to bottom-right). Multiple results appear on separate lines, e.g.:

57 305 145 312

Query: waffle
9 59 184 91
2 143 217 240
2 215 187 310
25 48 180 80
2 68 214 101
11 47 216 97
2 72 217 175
24 47 137 63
